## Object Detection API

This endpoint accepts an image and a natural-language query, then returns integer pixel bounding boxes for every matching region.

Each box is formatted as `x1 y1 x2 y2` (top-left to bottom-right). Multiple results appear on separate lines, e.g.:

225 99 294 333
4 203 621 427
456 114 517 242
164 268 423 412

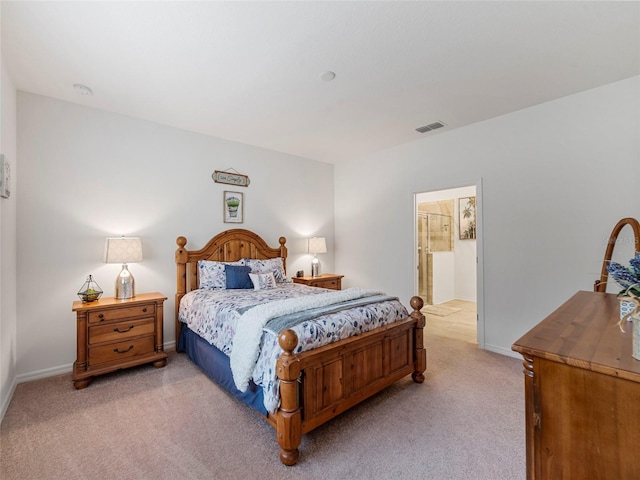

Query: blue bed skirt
178 325 267 415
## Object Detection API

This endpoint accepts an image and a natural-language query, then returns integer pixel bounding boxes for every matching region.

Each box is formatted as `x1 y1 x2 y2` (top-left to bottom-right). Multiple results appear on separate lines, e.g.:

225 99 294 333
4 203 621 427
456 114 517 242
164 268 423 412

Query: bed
175 228 426 465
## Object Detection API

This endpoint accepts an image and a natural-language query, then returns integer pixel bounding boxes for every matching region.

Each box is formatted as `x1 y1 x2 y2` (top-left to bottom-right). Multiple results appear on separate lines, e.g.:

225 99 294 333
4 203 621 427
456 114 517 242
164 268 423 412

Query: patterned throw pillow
249 271 277 290
198 259 246 289
225 265 253 289
245 257 287 283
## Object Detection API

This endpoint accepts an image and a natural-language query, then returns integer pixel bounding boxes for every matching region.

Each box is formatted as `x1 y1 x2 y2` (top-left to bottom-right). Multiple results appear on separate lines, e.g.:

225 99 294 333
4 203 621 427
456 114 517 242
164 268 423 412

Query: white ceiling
2 1 639 164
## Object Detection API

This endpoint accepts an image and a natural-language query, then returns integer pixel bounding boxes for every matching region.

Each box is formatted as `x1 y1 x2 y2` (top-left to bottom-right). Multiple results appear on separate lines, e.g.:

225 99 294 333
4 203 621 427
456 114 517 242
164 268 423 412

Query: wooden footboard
269 296 426 465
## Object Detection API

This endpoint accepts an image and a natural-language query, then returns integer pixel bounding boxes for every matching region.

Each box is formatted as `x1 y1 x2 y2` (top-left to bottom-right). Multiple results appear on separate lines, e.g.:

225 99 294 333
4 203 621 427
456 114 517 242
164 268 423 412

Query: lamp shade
103 237 143 264
308 237 327 255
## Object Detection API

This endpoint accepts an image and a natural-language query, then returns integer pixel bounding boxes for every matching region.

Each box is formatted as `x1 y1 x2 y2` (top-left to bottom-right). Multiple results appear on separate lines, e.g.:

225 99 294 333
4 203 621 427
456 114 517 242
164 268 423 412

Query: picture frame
0 154 10 199
458 196 476 240
224 191 243 223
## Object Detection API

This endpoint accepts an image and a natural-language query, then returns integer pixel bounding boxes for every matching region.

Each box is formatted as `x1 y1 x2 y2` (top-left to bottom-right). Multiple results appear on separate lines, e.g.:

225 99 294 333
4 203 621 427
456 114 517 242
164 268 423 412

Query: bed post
278 236 288 273
409 296 426 383
276 329 302 466
175 236 188 352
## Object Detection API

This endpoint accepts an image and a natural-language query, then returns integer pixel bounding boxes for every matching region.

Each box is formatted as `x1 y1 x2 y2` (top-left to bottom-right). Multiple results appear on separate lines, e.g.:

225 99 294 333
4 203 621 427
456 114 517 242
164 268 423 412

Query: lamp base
115 264 135 299
311 257 320 277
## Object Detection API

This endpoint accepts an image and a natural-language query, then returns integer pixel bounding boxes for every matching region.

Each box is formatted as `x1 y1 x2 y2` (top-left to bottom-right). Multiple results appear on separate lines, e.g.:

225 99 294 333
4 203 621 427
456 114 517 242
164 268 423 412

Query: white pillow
246 257 286 283
198 259 246 289
249 271 277 290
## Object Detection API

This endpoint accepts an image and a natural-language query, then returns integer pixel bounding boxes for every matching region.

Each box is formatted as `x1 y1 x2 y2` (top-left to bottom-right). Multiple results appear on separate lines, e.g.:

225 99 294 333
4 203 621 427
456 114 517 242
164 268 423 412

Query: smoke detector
320 71 336 81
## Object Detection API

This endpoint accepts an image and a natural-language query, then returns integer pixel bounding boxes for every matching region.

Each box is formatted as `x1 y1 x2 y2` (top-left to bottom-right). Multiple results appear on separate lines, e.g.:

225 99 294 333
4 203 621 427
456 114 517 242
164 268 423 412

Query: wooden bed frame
175 228 427 465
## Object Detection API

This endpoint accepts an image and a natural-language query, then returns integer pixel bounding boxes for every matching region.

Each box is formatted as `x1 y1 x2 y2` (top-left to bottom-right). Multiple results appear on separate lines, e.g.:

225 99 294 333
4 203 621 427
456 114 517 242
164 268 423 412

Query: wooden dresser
512 291 640 480
72 292 168 389
292 274 343 290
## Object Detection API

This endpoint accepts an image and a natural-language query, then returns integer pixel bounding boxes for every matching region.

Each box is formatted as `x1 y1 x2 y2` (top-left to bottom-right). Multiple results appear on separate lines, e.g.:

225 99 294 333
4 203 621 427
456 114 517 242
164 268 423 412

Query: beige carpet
0 333 525 480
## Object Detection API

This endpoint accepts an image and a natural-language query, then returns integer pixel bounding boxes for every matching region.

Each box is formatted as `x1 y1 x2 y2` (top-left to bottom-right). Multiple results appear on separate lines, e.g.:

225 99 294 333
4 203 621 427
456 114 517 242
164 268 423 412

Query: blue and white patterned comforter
179 283 409 413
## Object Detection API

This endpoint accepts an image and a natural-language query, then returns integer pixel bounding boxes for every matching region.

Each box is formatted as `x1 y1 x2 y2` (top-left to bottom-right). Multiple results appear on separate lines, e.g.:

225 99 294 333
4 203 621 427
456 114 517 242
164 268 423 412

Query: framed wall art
224 191 243 223
458 196 476 240
0 154 10 199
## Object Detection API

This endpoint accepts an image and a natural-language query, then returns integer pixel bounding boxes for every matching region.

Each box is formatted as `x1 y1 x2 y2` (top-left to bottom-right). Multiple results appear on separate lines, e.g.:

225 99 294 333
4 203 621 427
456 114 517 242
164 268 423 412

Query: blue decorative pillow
225 265 253 289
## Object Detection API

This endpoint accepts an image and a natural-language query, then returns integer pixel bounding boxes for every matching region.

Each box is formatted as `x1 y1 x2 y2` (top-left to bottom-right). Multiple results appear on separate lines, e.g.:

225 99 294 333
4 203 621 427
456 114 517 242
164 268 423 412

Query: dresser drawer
88 336 155 366
88 304 155 324
89 318 155 345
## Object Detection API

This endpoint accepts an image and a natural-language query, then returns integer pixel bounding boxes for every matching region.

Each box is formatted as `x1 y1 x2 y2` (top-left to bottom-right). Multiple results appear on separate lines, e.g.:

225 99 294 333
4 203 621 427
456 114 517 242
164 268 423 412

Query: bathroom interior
417 187 477 344
417 200 454 305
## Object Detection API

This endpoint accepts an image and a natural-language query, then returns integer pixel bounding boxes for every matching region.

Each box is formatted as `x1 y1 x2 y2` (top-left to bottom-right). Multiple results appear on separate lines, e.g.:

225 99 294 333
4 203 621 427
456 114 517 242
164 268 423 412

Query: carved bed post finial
175 236 188 352
276 329 302 466
279 237 288 273
409 296 427 383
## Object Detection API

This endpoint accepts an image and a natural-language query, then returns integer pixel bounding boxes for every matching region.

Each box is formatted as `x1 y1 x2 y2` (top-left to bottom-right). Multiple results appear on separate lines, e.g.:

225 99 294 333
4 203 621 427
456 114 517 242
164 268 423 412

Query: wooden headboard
174 228 287 343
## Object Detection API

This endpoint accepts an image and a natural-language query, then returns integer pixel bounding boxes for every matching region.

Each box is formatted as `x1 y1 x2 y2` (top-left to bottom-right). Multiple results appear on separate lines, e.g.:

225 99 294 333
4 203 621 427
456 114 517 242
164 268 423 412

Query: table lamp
103 236 143 299
308 237 327 277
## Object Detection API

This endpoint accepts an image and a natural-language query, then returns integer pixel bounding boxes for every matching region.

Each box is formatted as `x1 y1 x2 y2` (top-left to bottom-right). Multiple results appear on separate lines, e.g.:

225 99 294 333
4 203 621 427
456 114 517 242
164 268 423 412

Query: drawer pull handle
114 325 134 333
113 345 134 354
142 308 148 313
98 314 104 319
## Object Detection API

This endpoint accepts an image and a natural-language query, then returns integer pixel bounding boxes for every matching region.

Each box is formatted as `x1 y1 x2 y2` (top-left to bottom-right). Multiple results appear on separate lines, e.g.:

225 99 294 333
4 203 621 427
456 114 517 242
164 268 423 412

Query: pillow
198 259 245 289
249 271 277 290
225 265 253 289
246 257 286 283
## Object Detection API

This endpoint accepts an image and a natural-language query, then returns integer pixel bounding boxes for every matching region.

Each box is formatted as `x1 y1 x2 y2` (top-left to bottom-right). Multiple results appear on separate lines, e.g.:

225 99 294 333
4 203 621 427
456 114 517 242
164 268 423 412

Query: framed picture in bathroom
459 196 476 240
0 154 10 199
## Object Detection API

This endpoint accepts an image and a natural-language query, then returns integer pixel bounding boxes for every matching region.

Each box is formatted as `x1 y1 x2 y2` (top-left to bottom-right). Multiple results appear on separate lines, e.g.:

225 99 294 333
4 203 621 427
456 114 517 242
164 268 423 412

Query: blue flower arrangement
606 252 640 299
607 252 640 328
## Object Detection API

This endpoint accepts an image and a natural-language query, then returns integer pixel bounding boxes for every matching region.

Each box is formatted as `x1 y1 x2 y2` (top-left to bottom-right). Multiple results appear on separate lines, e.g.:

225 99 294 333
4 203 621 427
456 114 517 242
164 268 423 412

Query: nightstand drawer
88 304 155 324
315 279 340 289
89 336 155 366
89 318 155 345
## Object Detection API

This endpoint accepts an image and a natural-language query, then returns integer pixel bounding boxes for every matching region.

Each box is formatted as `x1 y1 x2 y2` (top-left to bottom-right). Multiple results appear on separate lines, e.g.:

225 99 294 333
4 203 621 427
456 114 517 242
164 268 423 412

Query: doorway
415 184 480 345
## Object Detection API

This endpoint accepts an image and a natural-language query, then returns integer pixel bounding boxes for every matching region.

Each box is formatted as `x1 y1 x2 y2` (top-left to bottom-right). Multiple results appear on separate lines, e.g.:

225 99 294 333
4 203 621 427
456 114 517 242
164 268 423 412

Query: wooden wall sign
212 170 250 187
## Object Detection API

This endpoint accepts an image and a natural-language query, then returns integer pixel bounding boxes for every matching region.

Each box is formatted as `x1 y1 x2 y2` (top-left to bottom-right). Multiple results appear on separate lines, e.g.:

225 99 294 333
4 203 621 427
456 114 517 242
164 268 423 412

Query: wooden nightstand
72 292 168 389
292 274 344 290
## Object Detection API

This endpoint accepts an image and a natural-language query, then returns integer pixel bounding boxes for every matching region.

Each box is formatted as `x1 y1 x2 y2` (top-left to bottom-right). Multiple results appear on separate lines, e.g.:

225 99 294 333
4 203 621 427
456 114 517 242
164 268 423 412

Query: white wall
16 93 334 379
0 23 19 417
417 185 477 302
431 252 454 304
335 77 640 356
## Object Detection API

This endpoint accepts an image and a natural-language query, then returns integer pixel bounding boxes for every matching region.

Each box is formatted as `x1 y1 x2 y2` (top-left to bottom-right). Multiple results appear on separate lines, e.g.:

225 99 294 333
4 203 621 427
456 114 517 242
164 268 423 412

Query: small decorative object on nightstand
71 292 168 389
293 273 344 290
77 275 103 303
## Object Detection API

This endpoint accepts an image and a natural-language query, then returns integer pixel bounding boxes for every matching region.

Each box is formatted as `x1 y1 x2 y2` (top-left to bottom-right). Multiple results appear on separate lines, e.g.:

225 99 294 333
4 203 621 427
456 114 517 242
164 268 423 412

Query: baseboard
483 343 520 359
16 363 73 384
0 376 18 424
15 340 177 385
454 296 477 303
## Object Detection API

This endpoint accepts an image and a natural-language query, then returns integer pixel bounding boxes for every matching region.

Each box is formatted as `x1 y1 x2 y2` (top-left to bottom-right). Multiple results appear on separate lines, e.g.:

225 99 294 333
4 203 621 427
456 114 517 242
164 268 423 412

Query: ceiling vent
415 121 446 133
